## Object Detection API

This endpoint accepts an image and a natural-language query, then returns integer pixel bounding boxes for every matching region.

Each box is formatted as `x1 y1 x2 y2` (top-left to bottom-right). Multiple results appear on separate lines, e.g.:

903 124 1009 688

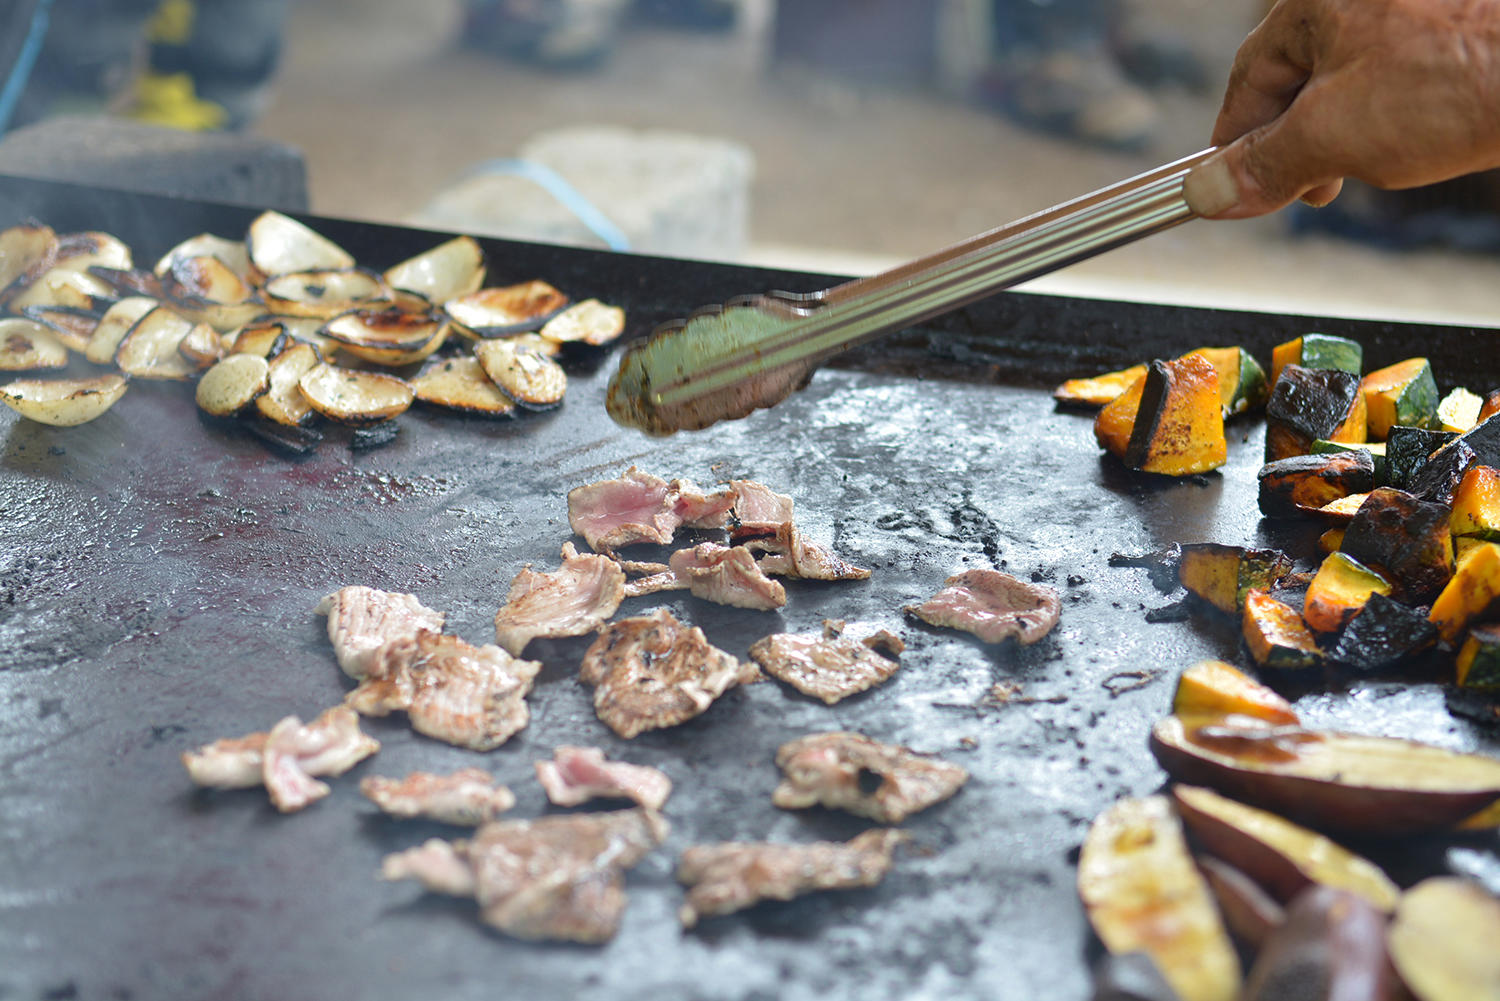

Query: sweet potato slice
1241 887 1401 1001
1386 878 1500 1001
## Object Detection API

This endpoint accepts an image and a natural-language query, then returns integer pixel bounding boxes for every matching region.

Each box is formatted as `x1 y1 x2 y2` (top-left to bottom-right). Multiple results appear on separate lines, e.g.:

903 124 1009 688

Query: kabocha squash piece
1093 371 1146 456
1187 346 1269 416
1480 390 1500 425
1257 450 1375 519
1359 357 1440 439
1242 589 1321 670
1178 544 1293 615
1055 363 1148 407
1455 624 1500 689
1313 492 1370 525
1409 438 1477 506
1326 592 1439 671
1456 535 1489 570
1312 439 1387 484
1197 856 1285 952
1171 660 1300 725
1438 386 1484 433
1454 412 1500 467
1269 333 1363 386
1451 466 1500 541
1172 785 1400 912
1264 364 1366 461
1304 552 1392 634
1429 541 1500 644
1122 355 1227 475
1385 425 1457 489
1318 528 1345 554
1340 488 1454 603
1077 795 1242 1001
1387 877 1500 1001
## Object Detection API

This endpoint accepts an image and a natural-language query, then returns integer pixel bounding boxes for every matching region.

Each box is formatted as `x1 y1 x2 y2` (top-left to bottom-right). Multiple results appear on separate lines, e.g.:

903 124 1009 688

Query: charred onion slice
87 265 165 300
228 319 291 358
0 222 58 304
177 322 224 369
249 314 337 356
0 373 127 426
22 305 100 353
322 305 450 366
383 236 485 304
86 297 158 364
0 318 68 370
247 210 354 277
167 255 255 305
115 306 204 380
53 231 132 273
475 338 567 409
256 341 322 426
411 356 516 417
445 280 569 336
195 353 269 416
154 233 253 281
540 299 625 347
298 362 413 425
10 267 115 312
262 268 389 319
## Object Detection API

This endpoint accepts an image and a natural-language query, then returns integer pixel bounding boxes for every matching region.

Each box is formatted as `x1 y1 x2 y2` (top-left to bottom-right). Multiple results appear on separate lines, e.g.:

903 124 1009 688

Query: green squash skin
1327 592 1439 671
1298 333 1364 375
1385 426 1458 490
1386 361 1441 431
1410 440 1478 506
1459 625 1500 688
1231 348 1270 416
1341 487 1454 604
1312 440 1388 486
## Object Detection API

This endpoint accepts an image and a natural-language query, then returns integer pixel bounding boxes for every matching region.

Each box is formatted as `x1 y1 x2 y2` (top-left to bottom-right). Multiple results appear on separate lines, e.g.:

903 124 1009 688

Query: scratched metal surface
2 176 1499 1001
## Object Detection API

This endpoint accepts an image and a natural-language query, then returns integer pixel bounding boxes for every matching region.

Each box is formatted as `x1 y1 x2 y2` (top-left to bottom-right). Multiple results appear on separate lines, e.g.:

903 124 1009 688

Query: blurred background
3 0 1500 325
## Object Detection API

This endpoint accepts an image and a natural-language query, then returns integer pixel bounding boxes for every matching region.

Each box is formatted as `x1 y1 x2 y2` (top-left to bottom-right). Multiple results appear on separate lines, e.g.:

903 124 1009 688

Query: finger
1300 180 1343 207
1186 97 1342 218
1209 2 1320 145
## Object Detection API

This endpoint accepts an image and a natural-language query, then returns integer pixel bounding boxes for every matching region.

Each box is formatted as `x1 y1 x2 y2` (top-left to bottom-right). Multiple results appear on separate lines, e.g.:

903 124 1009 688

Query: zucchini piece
1325 592 1439 671
1242 589 1321 670
1178 543 1294 615
1385 425 1457 490
1456 624 1500 688
0 373 127 426
255 341 321 427
1264 365 1365 461
410 356 517 418
1359 357 1439 439
0 317 68 371
1122 355 1227 475
297 362 414 426
195 353 270 417
1269 332 1362 386
1439 387 1485 433
1311 439 1387 484
1339 487 1454 603
1171 660 1300 725
322 305 450 367
1429 541 1500 644
474 338 568 410
1451 465 1500 541
114 307 202 381
540 298 627 348
1304 552 1393 634
1054 363 1148 408
1409 438 1477 506
1257 450 1376 519
1187 346 1269 417
1093 371 1147 456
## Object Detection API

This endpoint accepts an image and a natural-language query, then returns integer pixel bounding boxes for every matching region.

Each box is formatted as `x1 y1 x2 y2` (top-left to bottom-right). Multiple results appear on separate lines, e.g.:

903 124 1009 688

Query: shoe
463 0 628 69
977 46 1158 151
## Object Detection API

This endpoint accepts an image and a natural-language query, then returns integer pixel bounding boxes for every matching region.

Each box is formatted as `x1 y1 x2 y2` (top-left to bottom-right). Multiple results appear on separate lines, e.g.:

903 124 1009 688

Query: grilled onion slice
115 306 205 380
255 341 321 426
411 355 516 417
445 280 569 336
53 231 132 273
262 268 389 319
247 210 355 277
322 305 449 366
86 297 159 364
298 362 413 425
195 353 269 416
0 373 127 426
540 298 625 346
154 233 252 281
23 305 100 353
10 267 115 312
383 236 485 304
0 222 58 304
0 318 68 370
475 338 567 409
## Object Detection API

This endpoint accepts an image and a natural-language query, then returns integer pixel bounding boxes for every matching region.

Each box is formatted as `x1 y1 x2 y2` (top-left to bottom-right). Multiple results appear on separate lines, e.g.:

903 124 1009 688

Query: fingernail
1183 155 1239 217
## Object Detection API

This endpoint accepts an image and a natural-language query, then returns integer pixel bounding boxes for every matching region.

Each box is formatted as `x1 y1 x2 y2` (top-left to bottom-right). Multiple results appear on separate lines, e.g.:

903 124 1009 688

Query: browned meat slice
748 620 903 704
579 607 760 738
360 768 516 825
566 466 736 553
677 829 907 928
905 568 1061 644
746 522 871 581
670 543 786 609
346 632 542 751
316 585 445 679
535 745 673 810
493 542 626 656
772 731 968 823
183 706 380 813
728 478 796 537
381 808 669 943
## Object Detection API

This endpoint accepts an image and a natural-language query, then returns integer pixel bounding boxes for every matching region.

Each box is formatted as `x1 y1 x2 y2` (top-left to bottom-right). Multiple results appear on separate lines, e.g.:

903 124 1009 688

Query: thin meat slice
747 522 871 581
728 478 795 538
360 768 516 825
677 829 907 928
346 632 542 751
579 607 760 738
381 808 669 943
316 585 445 679
566 466 736 553
535 745 673 810
493 542 626 656
772 731 968 824
620 544 787 610
180 731 268 789
904 568 1062 644
749 620 903 704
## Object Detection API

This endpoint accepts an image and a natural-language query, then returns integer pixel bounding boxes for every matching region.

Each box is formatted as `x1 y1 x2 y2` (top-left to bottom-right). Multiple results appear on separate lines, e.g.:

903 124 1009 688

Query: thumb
1185 105 1340 219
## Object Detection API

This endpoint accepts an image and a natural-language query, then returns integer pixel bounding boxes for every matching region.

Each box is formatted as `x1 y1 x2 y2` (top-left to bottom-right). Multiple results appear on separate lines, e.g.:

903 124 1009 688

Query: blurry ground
254 0 1500 327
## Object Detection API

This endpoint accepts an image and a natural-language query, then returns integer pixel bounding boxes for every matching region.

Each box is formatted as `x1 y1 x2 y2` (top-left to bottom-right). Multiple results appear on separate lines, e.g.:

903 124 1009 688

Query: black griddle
2 174 1499 1001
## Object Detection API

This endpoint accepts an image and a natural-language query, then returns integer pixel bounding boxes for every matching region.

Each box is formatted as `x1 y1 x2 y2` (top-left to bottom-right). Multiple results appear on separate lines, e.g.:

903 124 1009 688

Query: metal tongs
606 148 1218 436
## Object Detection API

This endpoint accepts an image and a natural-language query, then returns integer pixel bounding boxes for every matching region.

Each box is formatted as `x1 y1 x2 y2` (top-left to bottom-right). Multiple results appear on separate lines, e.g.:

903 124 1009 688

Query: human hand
1184 0 1500 219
